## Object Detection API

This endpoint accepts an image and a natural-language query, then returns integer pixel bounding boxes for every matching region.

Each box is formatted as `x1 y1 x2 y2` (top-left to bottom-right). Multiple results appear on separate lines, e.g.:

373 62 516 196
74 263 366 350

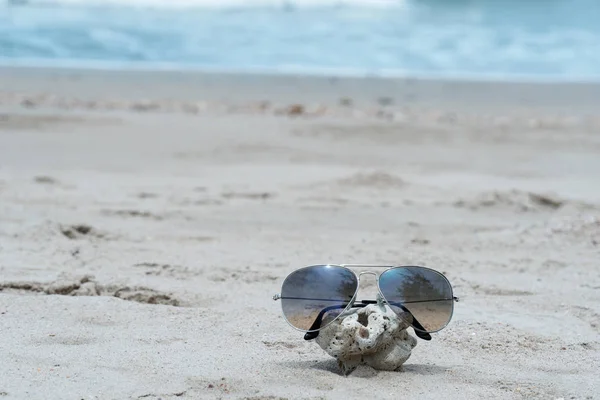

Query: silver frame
273 264 459 335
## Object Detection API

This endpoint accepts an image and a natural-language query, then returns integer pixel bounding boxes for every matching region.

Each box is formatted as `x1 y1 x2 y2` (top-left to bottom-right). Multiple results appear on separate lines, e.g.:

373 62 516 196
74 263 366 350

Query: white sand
0 67 599 399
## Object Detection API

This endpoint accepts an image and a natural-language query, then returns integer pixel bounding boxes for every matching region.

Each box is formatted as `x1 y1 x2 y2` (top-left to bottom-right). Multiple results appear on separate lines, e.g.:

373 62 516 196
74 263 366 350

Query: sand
0 67 599 400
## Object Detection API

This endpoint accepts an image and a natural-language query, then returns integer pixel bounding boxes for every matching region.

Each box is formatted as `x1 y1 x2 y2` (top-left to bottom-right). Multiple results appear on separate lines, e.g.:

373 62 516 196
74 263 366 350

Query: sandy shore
1 67 599 400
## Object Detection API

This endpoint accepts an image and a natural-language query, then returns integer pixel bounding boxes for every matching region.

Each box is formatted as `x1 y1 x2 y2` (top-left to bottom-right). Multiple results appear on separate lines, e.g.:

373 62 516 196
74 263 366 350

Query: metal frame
273 264 459 340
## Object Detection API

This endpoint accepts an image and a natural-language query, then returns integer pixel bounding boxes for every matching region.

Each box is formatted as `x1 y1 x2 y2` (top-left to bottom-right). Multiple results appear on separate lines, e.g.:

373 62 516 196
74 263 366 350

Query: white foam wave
6 0 404 9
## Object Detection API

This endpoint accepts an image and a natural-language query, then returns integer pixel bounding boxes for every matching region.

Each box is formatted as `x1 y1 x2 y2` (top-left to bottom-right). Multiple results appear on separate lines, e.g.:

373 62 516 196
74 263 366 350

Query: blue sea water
1 0 600 81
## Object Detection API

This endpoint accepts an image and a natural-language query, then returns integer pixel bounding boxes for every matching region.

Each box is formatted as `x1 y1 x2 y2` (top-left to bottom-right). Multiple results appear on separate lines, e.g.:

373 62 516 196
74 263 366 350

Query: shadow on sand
278 358 450 377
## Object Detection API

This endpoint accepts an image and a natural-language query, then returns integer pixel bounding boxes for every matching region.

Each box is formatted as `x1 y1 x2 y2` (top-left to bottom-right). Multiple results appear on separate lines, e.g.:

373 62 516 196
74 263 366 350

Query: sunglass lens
379 266 454 333
280 265 358 331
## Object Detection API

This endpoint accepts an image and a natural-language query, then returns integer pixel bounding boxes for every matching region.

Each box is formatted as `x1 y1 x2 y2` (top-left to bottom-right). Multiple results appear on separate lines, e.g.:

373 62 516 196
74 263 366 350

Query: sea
1 0 600 82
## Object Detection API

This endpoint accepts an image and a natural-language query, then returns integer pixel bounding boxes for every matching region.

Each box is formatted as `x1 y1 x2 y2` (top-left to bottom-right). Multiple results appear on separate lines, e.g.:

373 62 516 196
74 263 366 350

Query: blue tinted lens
280 265 358 331
379 266 454 333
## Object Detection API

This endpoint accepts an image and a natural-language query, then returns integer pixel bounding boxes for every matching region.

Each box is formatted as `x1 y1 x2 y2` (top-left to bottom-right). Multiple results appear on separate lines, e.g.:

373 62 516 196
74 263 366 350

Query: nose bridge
359 271 377 276
356 271 385 307
358 270 379 282
356 271 380 299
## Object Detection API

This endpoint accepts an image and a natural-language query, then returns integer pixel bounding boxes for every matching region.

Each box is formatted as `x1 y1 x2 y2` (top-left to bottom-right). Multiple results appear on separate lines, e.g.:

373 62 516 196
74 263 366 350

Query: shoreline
2 66 600 120
4 60 600 85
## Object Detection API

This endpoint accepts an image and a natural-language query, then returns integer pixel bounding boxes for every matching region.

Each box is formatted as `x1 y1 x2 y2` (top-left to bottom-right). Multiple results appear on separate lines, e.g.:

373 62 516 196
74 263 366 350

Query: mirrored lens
280 265 358 331
379 266 454 333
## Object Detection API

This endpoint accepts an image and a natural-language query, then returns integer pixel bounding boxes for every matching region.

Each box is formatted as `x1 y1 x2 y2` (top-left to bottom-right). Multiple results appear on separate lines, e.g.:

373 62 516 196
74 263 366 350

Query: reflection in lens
378 266 454 333
280 265 358 331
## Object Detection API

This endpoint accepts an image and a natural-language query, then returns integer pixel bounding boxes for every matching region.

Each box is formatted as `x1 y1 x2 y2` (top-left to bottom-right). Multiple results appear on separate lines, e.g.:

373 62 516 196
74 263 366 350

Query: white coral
314 304 417 375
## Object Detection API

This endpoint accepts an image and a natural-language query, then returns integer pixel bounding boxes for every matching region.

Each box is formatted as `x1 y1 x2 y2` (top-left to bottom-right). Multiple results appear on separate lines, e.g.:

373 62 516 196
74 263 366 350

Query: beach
1 66 599 399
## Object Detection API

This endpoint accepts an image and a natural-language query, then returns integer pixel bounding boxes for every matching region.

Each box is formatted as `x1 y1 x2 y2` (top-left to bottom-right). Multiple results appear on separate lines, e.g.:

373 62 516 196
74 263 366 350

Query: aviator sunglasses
273 264 459 341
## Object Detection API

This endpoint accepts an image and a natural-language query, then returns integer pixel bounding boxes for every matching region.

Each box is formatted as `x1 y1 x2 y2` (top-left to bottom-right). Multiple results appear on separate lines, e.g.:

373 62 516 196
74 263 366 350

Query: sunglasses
273 264 459 341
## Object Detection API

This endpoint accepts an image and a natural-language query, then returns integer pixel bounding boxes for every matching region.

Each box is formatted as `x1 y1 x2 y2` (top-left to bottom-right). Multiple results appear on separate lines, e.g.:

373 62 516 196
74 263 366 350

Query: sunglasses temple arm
303 303 350 340
386 301 432 341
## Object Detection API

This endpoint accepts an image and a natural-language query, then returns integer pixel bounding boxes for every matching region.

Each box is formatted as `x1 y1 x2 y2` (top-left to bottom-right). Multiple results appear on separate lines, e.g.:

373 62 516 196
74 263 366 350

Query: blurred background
1 0 599 81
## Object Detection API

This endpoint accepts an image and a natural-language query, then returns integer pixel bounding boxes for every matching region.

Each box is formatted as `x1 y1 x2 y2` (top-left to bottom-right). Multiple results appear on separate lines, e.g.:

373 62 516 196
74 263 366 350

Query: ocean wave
4 0 404 9
1 0 599 80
